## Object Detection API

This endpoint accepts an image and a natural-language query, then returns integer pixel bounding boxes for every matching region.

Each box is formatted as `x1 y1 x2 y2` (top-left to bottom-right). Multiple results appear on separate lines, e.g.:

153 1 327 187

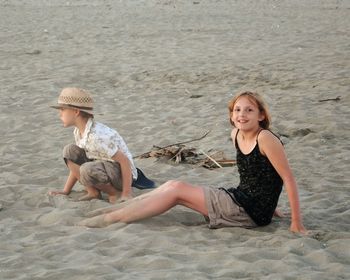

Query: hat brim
50 104 94 114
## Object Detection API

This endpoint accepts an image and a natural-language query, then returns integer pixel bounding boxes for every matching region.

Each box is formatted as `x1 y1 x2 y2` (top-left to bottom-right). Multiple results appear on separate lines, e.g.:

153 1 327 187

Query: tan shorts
63 144 123 190
204 187 257 229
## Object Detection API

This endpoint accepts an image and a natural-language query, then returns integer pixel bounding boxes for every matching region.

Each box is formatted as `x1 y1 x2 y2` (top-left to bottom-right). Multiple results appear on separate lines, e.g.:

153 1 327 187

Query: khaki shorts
63 144 123 190
204 187 257 229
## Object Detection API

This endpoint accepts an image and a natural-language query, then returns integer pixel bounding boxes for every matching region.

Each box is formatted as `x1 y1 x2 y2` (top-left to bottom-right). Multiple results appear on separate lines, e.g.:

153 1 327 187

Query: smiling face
59 107 79 127
230 96 265 131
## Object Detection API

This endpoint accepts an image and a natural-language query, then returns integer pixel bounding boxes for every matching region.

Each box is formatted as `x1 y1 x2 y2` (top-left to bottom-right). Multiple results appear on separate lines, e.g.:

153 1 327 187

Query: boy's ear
74 108 81 117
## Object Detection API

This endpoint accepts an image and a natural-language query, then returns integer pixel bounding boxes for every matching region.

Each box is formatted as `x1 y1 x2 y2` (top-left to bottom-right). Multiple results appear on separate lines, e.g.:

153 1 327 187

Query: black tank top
227 129 283 226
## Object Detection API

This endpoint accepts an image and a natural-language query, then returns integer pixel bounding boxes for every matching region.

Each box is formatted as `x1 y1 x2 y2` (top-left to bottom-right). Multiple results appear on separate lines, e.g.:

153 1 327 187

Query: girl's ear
230 111 235 126
258 112 266 122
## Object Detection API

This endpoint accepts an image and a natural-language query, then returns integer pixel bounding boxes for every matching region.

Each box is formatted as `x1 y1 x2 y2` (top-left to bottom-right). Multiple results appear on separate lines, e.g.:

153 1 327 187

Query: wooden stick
158 130 210 149
169 147 185 162
134 130 211 158
200 150 223 168
318 96 341 102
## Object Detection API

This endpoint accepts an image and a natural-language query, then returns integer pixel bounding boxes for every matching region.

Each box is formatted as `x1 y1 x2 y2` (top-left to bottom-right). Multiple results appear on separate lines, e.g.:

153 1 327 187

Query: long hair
228 91 271 129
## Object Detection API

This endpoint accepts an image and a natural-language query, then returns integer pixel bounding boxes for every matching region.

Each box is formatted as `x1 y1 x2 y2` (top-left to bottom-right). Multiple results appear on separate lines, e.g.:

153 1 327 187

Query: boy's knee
63 144 80 158
63 144 86 165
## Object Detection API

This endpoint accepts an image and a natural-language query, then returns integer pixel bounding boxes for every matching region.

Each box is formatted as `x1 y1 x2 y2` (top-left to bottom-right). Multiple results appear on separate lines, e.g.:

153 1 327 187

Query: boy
48 87 138 203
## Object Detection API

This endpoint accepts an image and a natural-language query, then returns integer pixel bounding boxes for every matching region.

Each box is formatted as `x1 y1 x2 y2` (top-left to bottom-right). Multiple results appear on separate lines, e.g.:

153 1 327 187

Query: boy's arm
48 171 77 196
111 150 133 200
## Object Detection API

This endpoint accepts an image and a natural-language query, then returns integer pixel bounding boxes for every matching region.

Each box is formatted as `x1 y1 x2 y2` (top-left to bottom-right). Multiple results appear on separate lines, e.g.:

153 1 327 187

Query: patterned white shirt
74 118 138 179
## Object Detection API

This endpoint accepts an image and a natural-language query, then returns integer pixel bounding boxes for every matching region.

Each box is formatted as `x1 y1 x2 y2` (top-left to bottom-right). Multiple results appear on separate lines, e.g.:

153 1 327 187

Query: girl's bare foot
78 214 112 228
85 205 120 217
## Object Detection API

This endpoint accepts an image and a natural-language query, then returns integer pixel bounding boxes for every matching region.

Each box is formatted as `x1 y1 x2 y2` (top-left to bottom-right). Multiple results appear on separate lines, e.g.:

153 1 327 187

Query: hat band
61 103 93 111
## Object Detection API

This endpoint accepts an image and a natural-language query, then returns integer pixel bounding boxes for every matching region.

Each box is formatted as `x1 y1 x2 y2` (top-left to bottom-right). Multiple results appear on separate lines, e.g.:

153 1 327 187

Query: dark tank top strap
256 128 264 142
234 129 240 149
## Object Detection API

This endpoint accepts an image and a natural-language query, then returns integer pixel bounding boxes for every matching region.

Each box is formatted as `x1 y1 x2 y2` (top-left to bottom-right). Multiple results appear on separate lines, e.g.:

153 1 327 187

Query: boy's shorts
63 144 123 190
203 187 257 229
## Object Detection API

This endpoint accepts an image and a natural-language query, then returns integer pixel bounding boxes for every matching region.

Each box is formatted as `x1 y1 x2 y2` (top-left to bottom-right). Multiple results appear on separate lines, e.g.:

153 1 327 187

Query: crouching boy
48 87 138 203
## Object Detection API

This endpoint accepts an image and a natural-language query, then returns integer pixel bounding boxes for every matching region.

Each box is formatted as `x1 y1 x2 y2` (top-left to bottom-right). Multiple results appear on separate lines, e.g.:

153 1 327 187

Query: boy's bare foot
108 195 118 204
78 192 101 201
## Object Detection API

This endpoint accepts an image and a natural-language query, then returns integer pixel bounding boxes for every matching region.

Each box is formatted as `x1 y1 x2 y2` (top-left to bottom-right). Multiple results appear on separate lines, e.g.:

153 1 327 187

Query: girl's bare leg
85 182 178 217
85 189 155 217
79 180 208 227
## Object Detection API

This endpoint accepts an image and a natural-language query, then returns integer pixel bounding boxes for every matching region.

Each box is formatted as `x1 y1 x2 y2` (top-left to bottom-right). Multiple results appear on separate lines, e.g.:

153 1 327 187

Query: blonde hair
228 91 271 129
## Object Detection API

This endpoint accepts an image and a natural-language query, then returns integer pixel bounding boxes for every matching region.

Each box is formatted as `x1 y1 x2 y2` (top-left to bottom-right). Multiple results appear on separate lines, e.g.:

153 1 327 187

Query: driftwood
199 150 236 169
134 130 210 158
134 131 236 169
318 96 341 102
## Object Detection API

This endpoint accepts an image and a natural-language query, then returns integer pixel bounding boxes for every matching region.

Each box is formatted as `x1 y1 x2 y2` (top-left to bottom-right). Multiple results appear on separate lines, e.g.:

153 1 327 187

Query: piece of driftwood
318 96 341 102
190 94 203 99
134 133 236 169
134 130 210 159
200 150 223 168
200 150 236 169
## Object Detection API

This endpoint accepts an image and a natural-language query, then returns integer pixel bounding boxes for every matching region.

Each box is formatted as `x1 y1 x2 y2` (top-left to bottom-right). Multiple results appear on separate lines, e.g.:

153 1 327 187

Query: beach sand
0 0 349 279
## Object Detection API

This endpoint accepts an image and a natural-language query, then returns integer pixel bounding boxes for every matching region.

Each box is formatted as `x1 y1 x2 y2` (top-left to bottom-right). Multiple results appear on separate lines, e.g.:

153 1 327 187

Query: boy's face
59 107 78 127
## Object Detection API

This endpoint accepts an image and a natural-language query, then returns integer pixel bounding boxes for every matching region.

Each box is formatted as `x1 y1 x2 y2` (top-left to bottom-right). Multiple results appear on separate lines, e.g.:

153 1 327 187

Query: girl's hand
290 221 308 235
273 208 286 218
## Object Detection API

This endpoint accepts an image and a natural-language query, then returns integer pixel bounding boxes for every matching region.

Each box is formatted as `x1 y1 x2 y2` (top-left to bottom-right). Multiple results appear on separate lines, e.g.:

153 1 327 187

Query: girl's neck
239 126 262 141
75 117 90 137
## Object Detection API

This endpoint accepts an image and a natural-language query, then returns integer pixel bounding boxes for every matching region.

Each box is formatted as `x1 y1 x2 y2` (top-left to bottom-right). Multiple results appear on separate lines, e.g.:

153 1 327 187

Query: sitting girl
79 91 307 234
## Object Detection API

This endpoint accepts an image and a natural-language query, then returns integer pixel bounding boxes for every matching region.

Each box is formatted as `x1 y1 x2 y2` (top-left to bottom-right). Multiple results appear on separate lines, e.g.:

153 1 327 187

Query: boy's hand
118 194 133 203
48 190 69 196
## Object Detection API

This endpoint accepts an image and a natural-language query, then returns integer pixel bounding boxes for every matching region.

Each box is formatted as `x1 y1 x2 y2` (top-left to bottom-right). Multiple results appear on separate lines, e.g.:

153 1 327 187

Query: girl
79 91 307 234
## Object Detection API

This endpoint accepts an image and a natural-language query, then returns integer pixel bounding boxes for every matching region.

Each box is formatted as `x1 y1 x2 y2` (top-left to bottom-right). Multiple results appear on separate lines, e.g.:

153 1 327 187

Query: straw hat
51 87 94 114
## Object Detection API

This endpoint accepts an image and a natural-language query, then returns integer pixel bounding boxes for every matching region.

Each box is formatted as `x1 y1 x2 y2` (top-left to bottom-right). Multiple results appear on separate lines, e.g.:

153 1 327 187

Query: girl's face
59 107 78 127
231 96 265 131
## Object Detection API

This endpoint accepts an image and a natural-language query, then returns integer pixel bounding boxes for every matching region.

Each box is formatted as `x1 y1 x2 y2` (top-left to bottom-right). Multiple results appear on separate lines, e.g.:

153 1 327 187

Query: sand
0 0 349 279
